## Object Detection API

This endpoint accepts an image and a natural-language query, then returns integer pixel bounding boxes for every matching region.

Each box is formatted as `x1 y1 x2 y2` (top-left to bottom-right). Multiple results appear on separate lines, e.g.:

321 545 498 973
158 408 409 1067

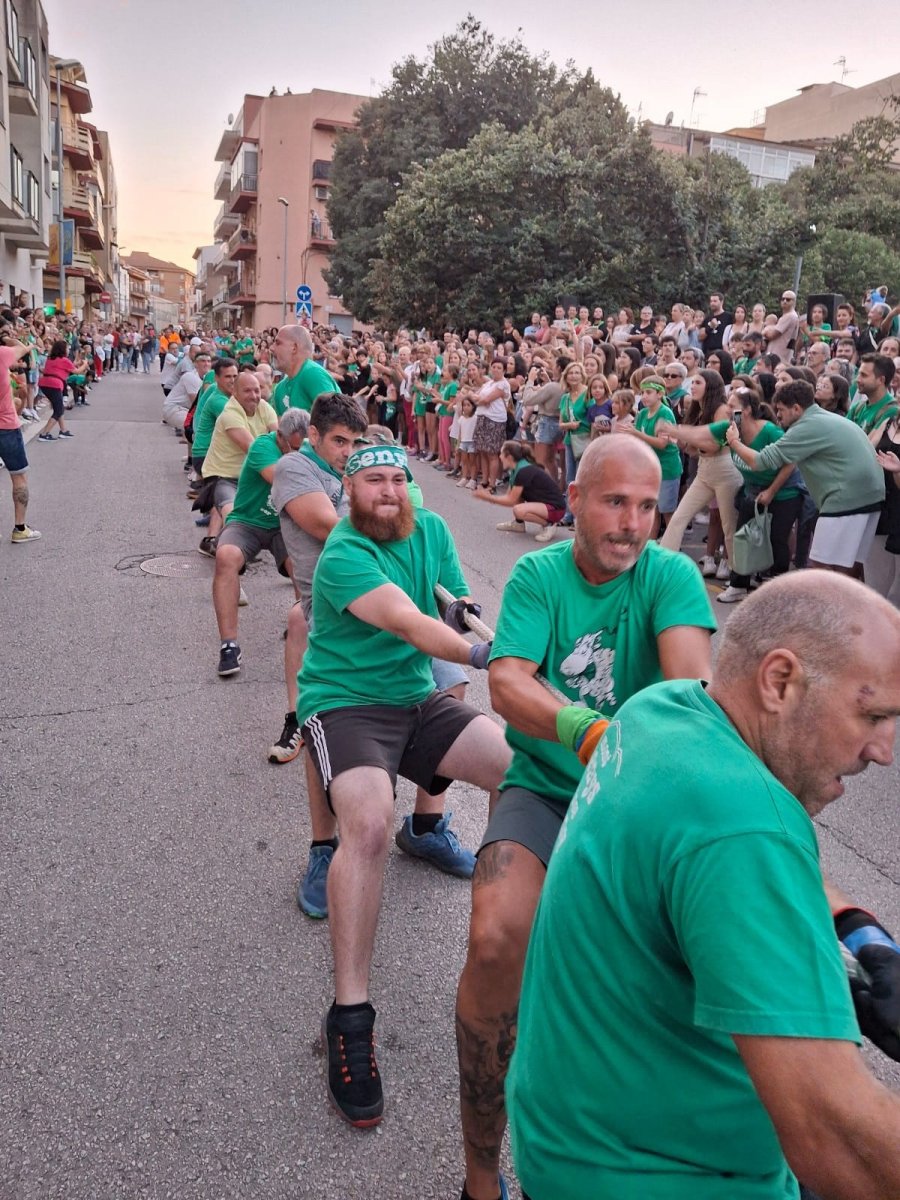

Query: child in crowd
455 395 478 489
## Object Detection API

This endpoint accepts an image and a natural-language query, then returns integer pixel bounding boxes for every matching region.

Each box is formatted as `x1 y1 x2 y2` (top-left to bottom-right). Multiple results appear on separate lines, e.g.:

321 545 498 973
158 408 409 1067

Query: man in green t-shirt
296 444 512 1131
456 436 718 1200
271 324 339 414
213 409 308 678
509 573 900 1200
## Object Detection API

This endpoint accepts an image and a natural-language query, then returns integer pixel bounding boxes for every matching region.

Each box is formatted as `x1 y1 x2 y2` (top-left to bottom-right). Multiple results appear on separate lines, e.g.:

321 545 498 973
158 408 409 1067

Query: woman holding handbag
661 386 802 603
558 361 591 491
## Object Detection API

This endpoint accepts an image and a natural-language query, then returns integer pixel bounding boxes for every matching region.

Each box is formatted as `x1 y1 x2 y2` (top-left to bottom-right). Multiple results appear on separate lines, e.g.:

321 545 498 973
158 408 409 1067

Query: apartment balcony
227 277 256 303
214 160 231 201
62 122 94 169
0 207 44 250
227 224 256 261
59 76 93 116
63 249 104 292
309 216 335 248
63 186 104 250
227 173 257 215
130 300 149 317
213 202 239 241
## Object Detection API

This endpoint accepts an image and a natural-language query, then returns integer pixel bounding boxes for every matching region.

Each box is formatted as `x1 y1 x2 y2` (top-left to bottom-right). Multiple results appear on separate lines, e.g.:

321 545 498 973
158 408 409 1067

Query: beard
350 495 416 543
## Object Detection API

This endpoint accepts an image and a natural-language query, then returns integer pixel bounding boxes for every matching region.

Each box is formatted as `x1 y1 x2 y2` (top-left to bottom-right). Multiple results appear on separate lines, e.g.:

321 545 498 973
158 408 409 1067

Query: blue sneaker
394 812 476 879
297 844 334 918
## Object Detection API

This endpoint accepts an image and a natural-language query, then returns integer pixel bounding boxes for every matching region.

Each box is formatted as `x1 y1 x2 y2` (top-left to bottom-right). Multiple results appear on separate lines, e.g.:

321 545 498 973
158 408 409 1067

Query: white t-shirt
458 412 478 442
478 378 510 424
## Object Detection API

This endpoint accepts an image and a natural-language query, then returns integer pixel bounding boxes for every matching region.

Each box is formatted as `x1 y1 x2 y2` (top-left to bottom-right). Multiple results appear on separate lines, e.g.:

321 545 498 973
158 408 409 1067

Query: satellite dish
227 113 234 125
664 111 674 126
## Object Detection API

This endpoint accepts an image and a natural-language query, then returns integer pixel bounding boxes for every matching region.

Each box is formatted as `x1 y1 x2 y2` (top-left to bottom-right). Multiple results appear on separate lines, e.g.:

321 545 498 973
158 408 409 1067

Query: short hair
278 407 310 439
861 352 896 388
743 331 764 345
665 361 687 380
682 347 705 366
709 291 724 302
309 391 368 436
776 379 815 411
659 335 678 348
214 357 237 377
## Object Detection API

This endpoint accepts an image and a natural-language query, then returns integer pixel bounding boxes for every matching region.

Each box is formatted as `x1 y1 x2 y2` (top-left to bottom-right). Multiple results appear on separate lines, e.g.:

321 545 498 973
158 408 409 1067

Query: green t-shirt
225 432 282 530
192 386 230 456
271 358 339 415
634 403 681 479
847 392 899 435
559 390 589 444
489 541 716 804
296 507 469 726
732 355 759 375
235 337 255 365
412 369 440 417
437 380 458 418
508 679 859 1200
708 420 799 499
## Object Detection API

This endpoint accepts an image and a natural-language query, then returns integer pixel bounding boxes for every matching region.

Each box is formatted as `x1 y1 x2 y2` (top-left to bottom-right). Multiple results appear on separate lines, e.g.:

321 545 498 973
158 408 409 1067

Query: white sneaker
715 558 731 581
496 520 526 532
699 555 717 577
466 479 478 490
238 586 249 607
534 526 555 542
716 585 749 604
693 510 709 525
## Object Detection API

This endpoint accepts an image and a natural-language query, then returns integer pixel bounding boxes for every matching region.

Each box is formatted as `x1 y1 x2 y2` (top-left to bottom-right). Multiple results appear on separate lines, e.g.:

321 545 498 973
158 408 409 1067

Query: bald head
274 324 314 375
575 432 661 492
715 572 900 688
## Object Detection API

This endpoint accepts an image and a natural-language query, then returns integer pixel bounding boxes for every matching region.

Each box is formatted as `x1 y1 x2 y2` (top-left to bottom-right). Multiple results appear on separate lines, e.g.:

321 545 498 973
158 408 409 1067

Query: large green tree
326 16 577 320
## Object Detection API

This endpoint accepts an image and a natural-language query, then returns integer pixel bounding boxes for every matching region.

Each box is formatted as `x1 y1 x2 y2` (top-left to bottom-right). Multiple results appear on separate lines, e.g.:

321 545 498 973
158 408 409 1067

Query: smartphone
732 411 742 429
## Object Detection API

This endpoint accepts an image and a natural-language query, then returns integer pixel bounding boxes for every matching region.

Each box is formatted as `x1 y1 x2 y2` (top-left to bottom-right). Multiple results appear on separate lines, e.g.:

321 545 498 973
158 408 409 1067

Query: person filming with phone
660 383 803 602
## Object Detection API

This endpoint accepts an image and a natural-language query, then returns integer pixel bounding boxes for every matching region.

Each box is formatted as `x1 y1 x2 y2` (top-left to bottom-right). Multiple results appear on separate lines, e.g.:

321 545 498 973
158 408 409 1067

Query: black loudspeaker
806 292 845 326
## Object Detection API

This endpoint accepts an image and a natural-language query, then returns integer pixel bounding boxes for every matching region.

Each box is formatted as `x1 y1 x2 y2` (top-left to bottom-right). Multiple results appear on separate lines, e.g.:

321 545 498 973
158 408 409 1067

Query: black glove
443 599 482 634
468 642 491 670
835 907 900 1061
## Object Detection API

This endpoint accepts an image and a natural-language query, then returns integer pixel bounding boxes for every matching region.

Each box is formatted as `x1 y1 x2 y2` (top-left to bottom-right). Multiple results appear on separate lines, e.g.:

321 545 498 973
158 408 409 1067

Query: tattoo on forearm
473 841 516 889
456 1008 519 1169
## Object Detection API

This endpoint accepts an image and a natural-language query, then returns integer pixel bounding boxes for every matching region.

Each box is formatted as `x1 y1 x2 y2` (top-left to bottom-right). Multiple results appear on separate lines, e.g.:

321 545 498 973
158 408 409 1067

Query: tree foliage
327 19 900 327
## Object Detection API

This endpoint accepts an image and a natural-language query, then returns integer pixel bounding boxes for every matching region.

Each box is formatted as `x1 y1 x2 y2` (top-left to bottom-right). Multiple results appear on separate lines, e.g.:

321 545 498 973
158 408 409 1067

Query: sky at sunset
43 0 900 273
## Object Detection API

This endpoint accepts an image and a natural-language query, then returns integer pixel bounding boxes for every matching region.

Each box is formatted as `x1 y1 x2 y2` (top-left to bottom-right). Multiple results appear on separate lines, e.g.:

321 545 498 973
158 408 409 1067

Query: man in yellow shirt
202 370 277 523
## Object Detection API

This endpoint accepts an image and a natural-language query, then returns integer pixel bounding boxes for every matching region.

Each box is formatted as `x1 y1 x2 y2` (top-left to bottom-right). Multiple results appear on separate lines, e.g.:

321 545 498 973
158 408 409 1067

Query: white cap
190 336 203 347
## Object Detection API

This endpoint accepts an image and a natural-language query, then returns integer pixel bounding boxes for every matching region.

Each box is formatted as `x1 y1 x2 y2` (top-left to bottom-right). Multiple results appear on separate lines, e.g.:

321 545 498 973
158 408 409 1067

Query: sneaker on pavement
58 430 74 438
715 558 731 580
323 1002 383 1127
217 641 241 677
496 520 526 532
698 555 717 577
198 535 218 558
693 510 710 525
534 525 556 542
716 585 750 604
269 712 303 764
37 432 54 441
11 525 42 543
456 477 468 488
238 585 249 607
298 844 334 918
394 813 476 879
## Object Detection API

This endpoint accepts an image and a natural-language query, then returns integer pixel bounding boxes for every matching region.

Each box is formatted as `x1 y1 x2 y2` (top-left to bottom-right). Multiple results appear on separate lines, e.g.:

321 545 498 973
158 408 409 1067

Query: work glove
443 599 482 634
556 704 610 767
468 642 492 670
835 907 900 1061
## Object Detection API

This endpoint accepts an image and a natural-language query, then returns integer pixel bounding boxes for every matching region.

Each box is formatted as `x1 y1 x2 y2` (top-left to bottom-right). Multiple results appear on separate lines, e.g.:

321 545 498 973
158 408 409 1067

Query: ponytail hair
501 439 535 464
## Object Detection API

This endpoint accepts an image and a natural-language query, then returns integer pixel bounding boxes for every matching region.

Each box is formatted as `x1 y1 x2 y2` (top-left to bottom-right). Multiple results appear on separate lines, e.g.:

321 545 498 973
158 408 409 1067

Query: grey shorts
218 520 288 573
536 416 563 446
479 785 568 867
213 477 239 510
302 691 480 807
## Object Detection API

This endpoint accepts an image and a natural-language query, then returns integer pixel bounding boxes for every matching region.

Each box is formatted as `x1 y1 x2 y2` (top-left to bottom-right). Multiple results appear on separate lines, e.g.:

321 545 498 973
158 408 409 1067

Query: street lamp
52 58 81 315
277 196 289 325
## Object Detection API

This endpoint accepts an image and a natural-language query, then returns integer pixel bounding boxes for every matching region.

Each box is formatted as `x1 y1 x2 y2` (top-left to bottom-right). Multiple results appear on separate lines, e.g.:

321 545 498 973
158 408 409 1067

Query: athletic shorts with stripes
302 691 479 809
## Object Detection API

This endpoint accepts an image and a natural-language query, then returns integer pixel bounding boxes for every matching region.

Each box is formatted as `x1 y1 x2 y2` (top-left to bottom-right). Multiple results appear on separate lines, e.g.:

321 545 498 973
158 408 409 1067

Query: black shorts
479 785 568 867
40 384 64 420
302 691 479 809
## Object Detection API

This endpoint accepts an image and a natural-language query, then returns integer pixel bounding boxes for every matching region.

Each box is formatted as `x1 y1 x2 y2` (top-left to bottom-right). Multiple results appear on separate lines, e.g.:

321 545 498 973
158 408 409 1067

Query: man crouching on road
297 443 511 1129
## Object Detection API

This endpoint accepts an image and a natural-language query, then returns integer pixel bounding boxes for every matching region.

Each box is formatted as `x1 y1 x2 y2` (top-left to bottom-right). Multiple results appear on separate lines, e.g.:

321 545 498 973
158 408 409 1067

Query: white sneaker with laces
716 585 749 604
699 555 717 577
693 510 709 525
534 526 555 542
496 520 526 532
715 558 731 581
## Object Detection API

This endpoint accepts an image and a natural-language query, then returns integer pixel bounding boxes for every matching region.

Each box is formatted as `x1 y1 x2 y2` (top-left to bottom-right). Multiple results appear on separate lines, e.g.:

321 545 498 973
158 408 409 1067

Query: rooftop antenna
664 111 674 126
689 86 707 129
834 56 855 84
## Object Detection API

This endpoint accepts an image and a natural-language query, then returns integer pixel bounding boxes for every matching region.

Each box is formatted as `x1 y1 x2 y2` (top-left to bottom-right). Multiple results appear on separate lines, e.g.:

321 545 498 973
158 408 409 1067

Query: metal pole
281 203 288 325
55 66 66 313
793 255 803 296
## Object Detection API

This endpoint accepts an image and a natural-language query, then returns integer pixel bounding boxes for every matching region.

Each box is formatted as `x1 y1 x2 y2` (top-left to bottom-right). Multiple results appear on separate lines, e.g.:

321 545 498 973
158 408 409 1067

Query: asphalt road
2 370 899 1200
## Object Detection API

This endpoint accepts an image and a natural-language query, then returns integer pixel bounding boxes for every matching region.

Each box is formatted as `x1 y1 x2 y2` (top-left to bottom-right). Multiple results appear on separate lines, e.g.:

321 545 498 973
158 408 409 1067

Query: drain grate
140 554 212 579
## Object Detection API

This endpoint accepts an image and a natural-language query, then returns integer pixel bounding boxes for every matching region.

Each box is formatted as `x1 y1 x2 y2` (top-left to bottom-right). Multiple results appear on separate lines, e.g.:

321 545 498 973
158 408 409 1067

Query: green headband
640 380 666 394
344 444 413 481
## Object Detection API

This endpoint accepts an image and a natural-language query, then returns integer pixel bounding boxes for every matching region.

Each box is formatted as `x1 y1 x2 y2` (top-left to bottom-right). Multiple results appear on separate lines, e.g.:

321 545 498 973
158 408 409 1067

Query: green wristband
556 705 598 751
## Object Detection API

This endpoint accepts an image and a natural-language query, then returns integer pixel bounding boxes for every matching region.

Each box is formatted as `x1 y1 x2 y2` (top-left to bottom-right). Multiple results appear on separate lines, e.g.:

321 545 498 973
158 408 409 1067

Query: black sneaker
268 712 303 763
217 641 241 677
323 1003 383 1127
198 535 217 558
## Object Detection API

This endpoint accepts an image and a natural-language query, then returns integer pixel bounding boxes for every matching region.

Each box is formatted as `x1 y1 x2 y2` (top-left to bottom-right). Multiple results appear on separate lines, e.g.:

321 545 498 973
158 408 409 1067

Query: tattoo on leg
473 841 517 889
12 483 28 508
457 1008 519 1170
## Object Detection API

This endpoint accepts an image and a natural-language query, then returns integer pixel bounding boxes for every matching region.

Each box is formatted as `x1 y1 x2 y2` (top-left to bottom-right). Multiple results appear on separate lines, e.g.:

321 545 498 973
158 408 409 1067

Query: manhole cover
140 554 212 579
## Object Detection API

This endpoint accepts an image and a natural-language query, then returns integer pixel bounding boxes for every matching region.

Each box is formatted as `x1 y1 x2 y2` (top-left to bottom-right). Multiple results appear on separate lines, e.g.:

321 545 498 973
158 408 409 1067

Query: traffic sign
296 284 312 302
295 300 313 319
100 292 111 303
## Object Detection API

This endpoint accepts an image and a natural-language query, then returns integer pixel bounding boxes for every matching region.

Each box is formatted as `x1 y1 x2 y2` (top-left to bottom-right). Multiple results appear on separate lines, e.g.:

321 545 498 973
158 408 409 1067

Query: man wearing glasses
765 289 800 365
